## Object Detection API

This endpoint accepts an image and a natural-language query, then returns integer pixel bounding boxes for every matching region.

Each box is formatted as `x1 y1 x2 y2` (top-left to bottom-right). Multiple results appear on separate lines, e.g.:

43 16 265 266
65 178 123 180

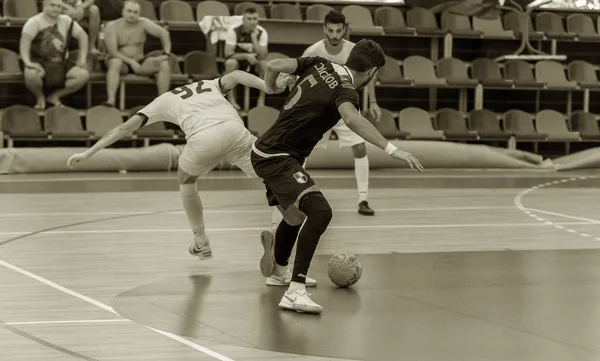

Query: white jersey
137 78 242 139
301 39 355 65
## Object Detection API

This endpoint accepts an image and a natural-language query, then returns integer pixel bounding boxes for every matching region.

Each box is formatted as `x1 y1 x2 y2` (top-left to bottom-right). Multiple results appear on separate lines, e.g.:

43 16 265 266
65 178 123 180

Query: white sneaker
278 289 322 314
260 229 276 277
189 237 212 260
266 269 317 287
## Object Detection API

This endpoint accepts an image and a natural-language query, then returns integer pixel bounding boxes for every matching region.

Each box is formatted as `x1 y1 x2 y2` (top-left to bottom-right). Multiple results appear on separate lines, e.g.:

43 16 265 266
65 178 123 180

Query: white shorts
178 120 257 177
315 119 365 149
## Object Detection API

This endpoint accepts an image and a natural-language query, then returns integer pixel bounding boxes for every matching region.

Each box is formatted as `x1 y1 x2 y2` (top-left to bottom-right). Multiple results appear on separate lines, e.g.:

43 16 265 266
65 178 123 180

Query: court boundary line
5 319 130 326
0 259 236 361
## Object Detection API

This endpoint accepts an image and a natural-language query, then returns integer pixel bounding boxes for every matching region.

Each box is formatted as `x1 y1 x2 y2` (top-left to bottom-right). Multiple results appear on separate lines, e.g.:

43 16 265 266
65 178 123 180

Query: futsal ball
327 252 362 288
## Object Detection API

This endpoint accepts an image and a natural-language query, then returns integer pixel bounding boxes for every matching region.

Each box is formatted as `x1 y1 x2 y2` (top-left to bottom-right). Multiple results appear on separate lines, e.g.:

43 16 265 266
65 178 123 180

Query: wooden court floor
1 169 600 361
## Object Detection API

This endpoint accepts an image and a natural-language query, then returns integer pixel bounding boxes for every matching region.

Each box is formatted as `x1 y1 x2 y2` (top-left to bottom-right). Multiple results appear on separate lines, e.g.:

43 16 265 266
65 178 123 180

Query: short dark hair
345 39 386 72
243 7 258 15
324 10 345 25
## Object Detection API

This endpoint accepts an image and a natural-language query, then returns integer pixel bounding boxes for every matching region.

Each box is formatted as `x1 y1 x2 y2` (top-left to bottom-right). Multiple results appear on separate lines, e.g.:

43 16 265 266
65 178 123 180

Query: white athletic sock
274 263 287 276
355 155 369 203
287 281 305 294
180 184 207 243
270 206 283 230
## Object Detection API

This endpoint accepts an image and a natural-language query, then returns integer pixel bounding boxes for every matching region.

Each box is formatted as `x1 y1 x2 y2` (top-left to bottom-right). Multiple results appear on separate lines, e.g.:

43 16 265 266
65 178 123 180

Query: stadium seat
184 51 220 80
233 2 267 19
306 4 335 22
374 108 409 139
566 14 600 41
196 0 230 18
341 5 384 35
248 106 278 136
535 109 580 141
270 3 302 20
535 12 576 40
86 105 128 139
377 56 412 86
472 15 515 39
44 106 93 139
503 11 544 40
567 60 600 89
2 105 48 146
398 107 445 140
435 108 478 139
403 56 446 87
436 58 478 87
535 60 578 89
570 111 600 139
68 50 104 81
441 11 482 38
160 0 196 29
0 48 23 82
139 0 158 21
3 0 38 25
406 7 446 36
471 58 513 88
504 59 545 88
147 50 188 83
468 109 511 139
373 7 416 35
503 109 547 140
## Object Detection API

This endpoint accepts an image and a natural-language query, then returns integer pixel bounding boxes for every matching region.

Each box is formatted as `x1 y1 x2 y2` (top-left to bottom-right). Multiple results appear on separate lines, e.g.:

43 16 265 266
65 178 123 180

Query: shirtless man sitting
103 0 171 107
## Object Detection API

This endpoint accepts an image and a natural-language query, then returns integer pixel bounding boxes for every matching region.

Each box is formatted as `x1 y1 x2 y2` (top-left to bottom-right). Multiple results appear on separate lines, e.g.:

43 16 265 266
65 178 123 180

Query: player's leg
332 119 374 216
177 166 212 260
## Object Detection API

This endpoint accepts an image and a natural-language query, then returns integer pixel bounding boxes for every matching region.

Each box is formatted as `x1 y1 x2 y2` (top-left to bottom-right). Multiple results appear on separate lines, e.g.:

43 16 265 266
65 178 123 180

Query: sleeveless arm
78 114 145 159
219 70 268 94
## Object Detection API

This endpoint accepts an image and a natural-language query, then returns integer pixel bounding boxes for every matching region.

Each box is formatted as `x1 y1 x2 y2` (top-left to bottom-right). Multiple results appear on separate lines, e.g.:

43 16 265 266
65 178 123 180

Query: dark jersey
254 56 360 162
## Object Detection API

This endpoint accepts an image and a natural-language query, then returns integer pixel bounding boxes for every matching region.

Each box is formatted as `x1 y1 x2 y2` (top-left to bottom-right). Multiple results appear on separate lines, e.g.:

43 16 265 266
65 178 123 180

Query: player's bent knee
279 206 306 226
299 192 332 232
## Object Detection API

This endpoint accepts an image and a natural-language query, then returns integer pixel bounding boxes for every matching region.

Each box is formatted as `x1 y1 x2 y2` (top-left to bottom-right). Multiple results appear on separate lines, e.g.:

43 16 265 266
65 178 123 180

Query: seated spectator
62 0 102 55
20 0 90 109
224 7 268 110
103 0 171 107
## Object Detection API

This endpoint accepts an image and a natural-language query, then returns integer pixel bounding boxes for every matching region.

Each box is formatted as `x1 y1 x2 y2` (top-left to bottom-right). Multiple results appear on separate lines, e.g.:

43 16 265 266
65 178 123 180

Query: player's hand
368 103 382 123
391 149 424 172
129 60 142 74
67 152 89 169
274 73 293 94
26 62 44 73
246 53 258 65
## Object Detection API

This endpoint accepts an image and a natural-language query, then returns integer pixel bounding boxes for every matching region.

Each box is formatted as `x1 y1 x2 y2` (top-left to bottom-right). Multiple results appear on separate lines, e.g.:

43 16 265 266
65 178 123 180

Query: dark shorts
251 152 315 210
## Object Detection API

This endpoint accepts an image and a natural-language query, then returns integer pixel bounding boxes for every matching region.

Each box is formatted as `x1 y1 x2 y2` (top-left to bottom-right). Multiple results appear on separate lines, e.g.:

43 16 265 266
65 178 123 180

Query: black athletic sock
291 192 333 284
274 221 301 266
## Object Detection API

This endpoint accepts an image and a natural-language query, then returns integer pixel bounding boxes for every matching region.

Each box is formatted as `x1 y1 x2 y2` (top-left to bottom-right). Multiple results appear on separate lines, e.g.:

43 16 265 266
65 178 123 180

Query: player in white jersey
67 70 281 261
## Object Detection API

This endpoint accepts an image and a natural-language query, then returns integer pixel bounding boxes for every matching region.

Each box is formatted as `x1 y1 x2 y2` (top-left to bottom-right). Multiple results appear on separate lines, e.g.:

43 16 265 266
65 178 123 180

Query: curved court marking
514 175 600 240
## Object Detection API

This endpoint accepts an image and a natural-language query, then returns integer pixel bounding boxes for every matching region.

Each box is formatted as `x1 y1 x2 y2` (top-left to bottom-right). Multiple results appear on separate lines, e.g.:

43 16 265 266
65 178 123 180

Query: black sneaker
358 201 375 216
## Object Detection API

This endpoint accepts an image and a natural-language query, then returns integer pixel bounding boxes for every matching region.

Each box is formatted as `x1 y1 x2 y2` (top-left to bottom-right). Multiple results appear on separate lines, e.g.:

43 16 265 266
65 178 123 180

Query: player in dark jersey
251 39 423 314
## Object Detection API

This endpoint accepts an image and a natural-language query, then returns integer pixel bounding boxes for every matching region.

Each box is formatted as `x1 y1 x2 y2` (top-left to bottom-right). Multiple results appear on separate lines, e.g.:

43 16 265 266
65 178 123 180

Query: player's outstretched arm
66 114 146 169
338 102 423 171
220 70 270 94
265 58 300 93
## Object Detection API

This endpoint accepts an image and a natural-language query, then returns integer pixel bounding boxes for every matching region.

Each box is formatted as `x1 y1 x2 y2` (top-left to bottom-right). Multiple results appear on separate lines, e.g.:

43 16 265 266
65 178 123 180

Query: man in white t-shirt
300 10 382 216
223 7 269 110
67 70 285 267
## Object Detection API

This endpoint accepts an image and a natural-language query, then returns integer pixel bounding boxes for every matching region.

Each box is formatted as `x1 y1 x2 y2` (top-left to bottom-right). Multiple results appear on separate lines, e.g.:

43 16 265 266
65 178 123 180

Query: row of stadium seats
6 104 599 148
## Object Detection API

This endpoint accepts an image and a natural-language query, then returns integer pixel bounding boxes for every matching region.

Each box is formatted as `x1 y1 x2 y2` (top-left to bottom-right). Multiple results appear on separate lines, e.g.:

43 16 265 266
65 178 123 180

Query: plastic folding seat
233 2 267 19
503 109 547 140
0 48 23 82
567 60 600 89
436 58 478 87
3 0 38 25
472 15 515 39
471 57 513 87
570 111 600 139
196 0 230 18
86 105 129 139
160 0 196 29
139 0 158 21
44 106 93 139
184 51 220 81
503 11 544 40
535 60 578 89
248 106 278 137
406 7 446 36
306 4 334 22
566 13 600 41
373 7 416 35
403 56 446 87
504 59 545 88
398 107 445 140
375 109 409 139
441 12 482 37
2 105 48 141
468 109 511 139
535 12 576 40
377 56 412 86
341 5 384 35
435 108 478 139
535 109 580 140
270 3 301 20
